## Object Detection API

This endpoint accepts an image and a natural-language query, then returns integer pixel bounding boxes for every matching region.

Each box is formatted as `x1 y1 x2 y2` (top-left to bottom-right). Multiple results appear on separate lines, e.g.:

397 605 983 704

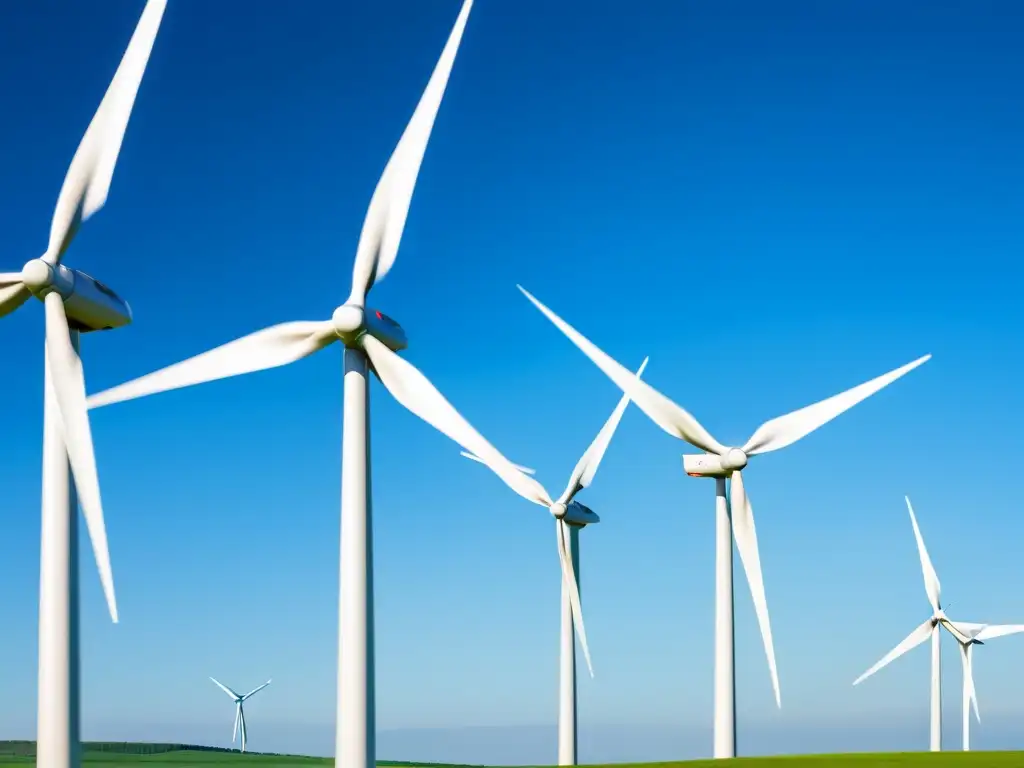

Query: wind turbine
853 497 1024 752
515 285 930 759
943 622 1024 751
209 677 272 753
84 4 546 768
461 357 648 766
0 2 166 767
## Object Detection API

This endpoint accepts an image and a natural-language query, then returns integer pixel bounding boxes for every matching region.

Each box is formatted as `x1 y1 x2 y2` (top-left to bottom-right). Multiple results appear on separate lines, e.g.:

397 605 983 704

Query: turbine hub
21 259 53 295
550 503 568 519
721 448 748 472
331 304 365 340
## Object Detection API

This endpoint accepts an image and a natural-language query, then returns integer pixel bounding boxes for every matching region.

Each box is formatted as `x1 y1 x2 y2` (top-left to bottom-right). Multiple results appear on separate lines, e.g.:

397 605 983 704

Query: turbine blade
241 680 271 700
210 677 242 700
949 621 988 640
729 470 780 707
518 286 725 454
974 624 1024 642
45 0 167 264
741 355 931 456
558 357 648 505
361 334 553 507
348 0 474 304
853 619 934 686
460 450 536 475
940 618 974 646
231 704 240 743
556 519 593 677
44 294 117 622
960 643 980 723
0 275 30 319
86 321 336 409
905 497 941 613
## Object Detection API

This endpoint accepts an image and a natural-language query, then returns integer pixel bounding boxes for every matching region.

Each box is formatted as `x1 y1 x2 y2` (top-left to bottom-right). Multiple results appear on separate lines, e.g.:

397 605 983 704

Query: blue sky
2 0 1024 761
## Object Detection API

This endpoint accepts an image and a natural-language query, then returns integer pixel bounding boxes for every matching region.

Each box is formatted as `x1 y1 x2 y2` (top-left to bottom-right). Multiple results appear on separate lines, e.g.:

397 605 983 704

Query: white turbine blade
558 357 649 505
959 642 980 723
729 470 780 707
741 355 931 456
518 286 726 455
556 519 593 677
942 622 983 647
210 677 241 700
231 704 240 743
239 705 247 753
87 321 336 409
949 621 988 640
348 0 474 305
939 618 975 646
853 620 934 686
905 497 941 613
974 624 1024 642
241 680 271 700
44 294 117 623
361 334 553 507
460 450 536 475
45 0 167 264
0 274 30 319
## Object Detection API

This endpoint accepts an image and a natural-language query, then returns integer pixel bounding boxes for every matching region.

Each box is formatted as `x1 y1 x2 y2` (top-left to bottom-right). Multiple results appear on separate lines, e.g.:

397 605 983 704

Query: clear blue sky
2 0 1024 761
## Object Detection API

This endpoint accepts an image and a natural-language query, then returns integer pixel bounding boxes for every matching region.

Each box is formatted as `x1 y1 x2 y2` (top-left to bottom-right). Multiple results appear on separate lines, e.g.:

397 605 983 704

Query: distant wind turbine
461 357 647 766
921 619 1024 750
853 497 979 751
209 677 271 753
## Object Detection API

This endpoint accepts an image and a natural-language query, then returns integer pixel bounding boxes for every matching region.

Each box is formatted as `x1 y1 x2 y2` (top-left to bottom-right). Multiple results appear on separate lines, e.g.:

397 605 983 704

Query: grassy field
2 744 1024 767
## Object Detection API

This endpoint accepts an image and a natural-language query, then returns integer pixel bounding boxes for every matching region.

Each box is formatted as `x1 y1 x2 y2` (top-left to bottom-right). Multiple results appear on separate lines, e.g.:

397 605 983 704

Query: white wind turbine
942 622 1024 751
515 285 930 760
0 2 166 766
853 497 1024 752
209 677 272 753
84 4 548 768
461 357 648 766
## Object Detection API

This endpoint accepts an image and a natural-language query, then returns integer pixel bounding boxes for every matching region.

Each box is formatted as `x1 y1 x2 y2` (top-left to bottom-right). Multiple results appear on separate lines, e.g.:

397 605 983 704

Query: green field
3 744 1024 767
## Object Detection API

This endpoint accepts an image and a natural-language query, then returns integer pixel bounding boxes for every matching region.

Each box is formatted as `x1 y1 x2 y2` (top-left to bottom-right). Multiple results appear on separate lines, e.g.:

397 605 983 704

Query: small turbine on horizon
853 497 978 752
210 677 271 753
942 622 1024 751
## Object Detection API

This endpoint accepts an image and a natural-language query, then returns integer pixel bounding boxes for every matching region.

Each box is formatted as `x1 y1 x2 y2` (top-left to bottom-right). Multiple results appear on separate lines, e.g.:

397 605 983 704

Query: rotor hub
720 447 748 472
21 259 53 295
331 304 365 342
550 503 568 519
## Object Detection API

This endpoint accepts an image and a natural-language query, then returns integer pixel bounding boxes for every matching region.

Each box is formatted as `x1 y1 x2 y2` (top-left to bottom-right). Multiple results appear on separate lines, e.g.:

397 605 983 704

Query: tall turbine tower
85 4 545 768
209 678 271 753
0 3 167 767
462 357 647 765
855 497 1024 752
515 285 929 759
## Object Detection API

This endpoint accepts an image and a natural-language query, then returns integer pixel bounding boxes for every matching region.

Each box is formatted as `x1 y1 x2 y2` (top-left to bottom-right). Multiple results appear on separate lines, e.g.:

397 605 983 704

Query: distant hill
0 742 247 757
4 742 1024 767
0 741 480 766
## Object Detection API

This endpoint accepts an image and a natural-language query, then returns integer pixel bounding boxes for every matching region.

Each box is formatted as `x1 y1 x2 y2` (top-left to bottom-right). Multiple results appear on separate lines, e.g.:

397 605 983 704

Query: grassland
2 743 1024 767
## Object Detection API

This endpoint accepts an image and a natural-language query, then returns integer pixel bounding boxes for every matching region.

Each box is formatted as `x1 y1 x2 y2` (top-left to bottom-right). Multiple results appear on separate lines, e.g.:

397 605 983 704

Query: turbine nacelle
547 501 601 527
331 303 407 352
683 449 747 478
19 258 132 332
